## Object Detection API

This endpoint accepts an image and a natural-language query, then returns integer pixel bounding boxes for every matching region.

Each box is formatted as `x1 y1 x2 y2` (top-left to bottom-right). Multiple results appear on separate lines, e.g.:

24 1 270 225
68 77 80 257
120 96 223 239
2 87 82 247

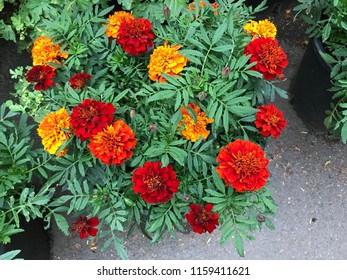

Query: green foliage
3 0 286 259
0 249 21 260
294 0 347 52
0 0 109 47
0 104 55 244
295 0 347 142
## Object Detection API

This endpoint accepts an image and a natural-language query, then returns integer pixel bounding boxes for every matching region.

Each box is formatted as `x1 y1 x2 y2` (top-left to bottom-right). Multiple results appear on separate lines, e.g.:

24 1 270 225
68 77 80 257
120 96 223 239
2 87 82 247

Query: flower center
144 175 163 192
195 209 210 225
232 151 261 177
260 43 282 70
268 114 279 125
74 221 87 232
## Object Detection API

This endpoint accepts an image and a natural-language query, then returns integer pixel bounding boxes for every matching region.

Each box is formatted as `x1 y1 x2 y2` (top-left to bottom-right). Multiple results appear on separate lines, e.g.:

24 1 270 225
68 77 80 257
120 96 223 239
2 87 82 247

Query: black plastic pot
291 38 333 131
0 217 50 260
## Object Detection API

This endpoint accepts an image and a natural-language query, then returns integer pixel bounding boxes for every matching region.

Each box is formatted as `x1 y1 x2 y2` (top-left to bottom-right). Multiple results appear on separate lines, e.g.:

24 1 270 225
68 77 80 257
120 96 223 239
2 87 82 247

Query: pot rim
312 37 333 72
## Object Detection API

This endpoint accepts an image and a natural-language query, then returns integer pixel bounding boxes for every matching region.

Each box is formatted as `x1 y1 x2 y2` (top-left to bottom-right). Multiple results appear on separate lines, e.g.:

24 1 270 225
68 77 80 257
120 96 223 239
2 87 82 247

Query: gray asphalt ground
1 1 346 260
50 2 347 260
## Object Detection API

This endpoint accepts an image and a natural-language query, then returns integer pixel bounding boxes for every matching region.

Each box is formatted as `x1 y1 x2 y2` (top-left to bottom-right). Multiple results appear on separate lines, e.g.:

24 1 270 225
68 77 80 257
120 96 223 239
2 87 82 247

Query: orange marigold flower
216 139 270 192
178 102 214 142
148 41 188 82
37 108 71 157
105 11 134 39
244 37 288 80
32 36 68 66
244 19 277 39
188 0 206 10
88 120 137 165
188 1 218 15
255 104 287 139
210 2 219 15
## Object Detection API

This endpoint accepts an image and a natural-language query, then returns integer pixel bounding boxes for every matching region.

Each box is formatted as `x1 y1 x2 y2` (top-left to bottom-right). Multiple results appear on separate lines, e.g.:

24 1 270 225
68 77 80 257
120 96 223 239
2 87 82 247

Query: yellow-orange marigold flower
178 103 214 142
32 36 68 66
105 11 134 39
243 19 277 39
37 108 71 157
88 120 137 165
148 41 188 82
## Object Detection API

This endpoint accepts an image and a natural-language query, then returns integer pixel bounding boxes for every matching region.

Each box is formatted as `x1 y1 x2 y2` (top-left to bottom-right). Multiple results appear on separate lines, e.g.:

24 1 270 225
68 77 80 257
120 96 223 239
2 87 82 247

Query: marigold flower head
88 120 136 165
188 0 206 10
216 139 270 192
178 102 214 142
37 108 71 157
32 36 68 67
117 17 155 56
71 216 99 239
132 161 180 204
148 41 188 82
244 19 277 39
105 11 134 39
244 37 288 80
26 65 56 91
185 203 219 234
70 99 116 141
69 72 92 90
188 1 219 15
255 104 287 139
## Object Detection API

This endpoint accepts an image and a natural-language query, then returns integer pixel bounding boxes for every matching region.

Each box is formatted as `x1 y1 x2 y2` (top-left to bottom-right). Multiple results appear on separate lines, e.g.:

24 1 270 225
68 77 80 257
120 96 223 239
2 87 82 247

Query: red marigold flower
70 99 115 141
88 120 136 165
71 216 99 239
117 18 156 56
185 203 219 234
216 139 270 192
255 104 287 139
26 65 56 90
69 72 92 90
132 161 180 204
244 37 288 80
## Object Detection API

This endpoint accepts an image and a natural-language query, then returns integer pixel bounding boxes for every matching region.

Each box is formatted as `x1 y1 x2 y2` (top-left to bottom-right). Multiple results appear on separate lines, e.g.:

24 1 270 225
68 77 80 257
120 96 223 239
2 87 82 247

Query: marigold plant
3 0 288 259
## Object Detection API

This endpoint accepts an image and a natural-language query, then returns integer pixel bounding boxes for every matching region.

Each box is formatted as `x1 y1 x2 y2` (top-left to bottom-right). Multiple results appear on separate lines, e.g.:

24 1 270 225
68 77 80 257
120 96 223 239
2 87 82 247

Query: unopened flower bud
163 6 170 18
149 124 157 132
130 109 136 118
198 91 207 101
222 66 230 78
256 214 266 223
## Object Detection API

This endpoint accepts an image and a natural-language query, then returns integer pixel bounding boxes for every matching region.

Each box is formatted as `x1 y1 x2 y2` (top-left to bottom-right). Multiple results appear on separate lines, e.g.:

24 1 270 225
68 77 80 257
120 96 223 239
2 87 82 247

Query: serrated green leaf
212 22 227 45
341 121 347 144
234 231 245 257
0 250 21 260
203 196 227 204
53 213 69 235
147 216 164 232
212 168 225 194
